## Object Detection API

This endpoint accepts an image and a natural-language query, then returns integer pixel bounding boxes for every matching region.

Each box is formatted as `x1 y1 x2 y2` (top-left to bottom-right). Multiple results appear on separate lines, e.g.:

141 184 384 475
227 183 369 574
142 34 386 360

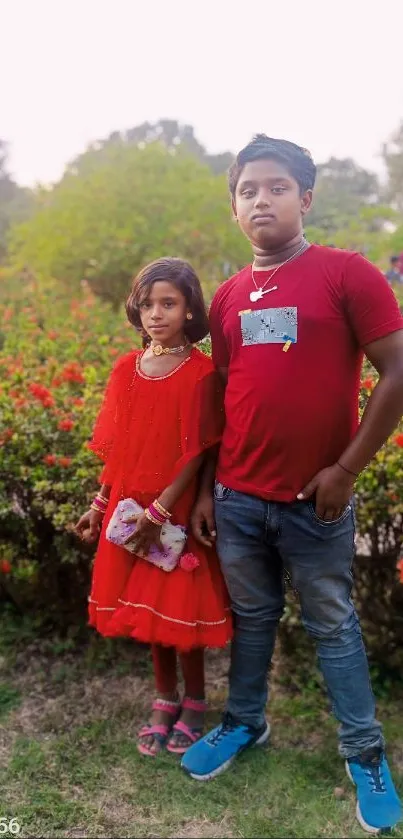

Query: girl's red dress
88 347 232 651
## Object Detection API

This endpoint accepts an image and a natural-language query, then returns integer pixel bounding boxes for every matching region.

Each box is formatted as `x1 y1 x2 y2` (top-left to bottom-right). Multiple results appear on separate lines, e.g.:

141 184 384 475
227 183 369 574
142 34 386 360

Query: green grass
2 699 402 839
0 681 21 717
0 619 402 838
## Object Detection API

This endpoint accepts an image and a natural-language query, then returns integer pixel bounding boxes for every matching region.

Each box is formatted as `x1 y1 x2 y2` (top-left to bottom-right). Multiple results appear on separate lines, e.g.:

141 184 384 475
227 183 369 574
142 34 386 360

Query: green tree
306 204 397 263
308 157 380 234
0 141 33 263
10 142 248 307
67 119 234 178
383 121 403 212
0 140 29 263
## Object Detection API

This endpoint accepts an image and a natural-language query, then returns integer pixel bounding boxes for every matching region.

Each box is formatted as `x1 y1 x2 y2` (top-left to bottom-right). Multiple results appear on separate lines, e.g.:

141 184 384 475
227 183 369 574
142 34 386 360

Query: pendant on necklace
250 285 278 303
151 343 188 357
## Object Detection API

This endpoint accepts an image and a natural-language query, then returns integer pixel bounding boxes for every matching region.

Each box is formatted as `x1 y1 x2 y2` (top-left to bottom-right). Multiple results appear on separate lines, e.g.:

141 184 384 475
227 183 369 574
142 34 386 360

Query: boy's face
233 158 312 251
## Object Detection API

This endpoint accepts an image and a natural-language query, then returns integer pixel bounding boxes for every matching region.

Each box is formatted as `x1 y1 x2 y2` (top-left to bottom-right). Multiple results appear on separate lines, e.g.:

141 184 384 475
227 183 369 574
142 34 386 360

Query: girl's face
139 281 189 346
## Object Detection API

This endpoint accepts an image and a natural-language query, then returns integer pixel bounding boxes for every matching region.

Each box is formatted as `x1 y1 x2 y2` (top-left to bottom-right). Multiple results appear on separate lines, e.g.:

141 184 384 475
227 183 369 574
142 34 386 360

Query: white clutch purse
106 498 187 572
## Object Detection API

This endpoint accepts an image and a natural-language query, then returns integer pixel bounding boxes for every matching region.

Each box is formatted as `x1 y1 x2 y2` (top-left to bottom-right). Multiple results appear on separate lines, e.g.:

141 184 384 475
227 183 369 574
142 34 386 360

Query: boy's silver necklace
250 241 308 303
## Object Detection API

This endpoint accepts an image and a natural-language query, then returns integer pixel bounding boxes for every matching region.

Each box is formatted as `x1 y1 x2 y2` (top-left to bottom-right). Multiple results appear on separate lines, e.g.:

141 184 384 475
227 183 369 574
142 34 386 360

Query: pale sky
2 0 403 186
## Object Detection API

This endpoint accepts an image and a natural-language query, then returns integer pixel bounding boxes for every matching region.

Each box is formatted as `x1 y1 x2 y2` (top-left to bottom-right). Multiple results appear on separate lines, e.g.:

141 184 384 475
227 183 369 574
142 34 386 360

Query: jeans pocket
307 501 353 527
214 481 234 502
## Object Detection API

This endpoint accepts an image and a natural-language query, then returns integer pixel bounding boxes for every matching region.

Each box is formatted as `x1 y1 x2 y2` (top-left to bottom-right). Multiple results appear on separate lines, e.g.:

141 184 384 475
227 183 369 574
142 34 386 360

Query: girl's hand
75 509 103 543
123 512 164 554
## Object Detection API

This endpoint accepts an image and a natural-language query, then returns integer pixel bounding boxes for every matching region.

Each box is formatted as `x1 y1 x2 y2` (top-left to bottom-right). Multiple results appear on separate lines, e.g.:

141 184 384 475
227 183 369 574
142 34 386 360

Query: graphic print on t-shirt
240 307 298 346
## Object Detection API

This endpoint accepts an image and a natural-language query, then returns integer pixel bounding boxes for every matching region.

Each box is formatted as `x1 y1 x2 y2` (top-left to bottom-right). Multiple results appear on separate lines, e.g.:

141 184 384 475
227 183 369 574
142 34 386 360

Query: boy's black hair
126 257 209 344
228 134 317 198
391 255 399 264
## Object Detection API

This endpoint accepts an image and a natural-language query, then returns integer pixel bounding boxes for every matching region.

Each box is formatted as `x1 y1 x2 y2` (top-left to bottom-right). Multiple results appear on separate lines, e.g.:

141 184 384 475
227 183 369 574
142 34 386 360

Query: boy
182 135 403 835
385 255 402 285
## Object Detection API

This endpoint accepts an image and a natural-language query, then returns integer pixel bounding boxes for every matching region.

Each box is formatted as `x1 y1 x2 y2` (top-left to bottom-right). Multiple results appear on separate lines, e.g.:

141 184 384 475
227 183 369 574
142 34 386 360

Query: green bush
0 276 134 626
1 276 403 680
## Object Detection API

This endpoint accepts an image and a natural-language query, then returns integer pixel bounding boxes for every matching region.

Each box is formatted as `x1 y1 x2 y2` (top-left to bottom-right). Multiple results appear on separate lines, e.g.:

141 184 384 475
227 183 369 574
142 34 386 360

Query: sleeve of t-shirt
342 254 403 347
209 288 230 368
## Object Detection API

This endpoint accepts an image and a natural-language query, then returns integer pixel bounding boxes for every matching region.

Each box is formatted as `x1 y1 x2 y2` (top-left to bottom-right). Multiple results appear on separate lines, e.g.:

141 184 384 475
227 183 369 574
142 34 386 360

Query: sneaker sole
186 722 270 782
345 760 392 836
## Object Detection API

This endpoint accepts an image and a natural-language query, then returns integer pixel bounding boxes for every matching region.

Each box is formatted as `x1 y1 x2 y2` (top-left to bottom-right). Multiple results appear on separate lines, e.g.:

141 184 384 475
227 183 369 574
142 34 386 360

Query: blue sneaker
181 712 270 781
346 747 402 834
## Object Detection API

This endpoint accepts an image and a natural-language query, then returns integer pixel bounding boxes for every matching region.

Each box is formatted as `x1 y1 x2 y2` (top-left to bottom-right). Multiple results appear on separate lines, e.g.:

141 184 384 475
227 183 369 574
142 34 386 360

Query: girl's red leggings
151 644 205 698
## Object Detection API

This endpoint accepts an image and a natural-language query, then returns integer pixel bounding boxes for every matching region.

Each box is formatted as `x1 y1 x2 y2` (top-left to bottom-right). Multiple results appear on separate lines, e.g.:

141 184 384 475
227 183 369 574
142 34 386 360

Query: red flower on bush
48 330 59 340
387 491 399 503
60 362 85 384
29 383 55 408
0 560 11 574
394 434 403 448
3 308 13 323
58 456 72 468
0 428 13 446
397 558 403 584
44 454 57 466
72 398 84 407
361 377 375 390
58 419 74 432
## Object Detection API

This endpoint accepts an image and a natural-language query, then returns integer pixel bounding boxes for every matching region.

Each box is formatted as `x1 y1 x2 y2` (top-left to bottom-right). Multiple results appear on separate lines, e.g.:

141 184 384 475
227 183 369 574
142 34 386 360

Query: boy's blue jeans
214 483 384 758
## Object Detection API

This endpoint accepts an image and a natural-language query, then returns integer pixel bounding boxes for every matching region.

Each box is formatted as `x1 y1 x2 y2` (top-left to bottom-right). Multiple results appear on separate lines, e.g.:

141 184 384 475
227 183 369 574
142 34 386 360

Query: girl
75 257 232 757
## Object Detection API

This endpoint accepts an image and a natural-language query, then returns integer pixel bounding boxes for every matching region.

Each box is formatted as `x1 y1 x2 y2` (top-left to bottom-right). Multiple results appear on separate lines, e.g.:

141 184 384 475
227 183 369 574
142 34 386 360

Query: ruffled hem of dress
88 600 232 652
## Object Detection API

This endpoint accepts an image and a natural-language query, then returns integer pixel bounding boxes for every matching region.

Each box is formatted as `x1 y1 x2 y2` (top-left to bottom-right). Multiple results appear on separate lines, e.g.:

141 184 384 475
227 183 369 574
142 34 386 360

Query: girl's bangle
153 499 172 519
91 495 108 512
144 508 163 527
148 503 167 524
90 503 106 515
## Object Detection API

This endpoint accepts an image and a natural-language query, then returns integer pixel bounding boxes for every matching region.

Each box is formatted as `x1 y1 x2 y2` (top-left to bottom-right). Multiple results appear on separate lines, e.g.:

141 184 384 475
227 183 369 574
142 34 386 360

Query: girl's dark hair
126 257 209 345
228 134 317 198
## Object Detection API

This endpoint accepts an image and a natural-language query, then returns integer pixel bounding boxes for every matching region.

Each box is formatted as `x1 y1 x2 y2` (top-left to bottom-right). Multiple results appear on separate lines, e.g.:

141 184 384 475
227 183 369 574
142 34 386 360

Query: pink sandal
166 697 207 755
137 697 181 757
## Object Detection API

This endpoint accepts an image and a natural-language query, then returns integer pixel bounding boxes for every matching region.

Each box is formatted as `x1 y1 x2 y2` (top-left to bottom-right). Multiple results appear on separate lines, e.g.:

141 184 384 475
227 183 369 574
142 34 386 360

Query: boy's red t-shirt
209 245 403 502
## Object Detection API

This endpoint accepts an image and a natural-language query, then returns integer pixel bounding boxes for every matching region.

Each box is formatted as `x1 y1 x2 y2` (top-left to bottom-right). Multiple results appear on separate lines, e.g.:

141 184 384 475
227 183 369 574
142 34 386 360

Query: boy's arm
299 330 403 521
191 448 219 547
299 255 403 521
338 330 403 474
189 291 229 546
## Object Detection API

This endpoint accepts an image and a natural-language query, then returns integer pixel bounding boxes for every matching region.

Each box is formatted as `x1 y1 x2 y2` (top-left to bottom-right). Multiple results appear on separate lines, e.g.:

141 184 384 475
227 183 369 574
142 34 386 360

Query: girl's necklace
250 241 309 303
151 341 189 357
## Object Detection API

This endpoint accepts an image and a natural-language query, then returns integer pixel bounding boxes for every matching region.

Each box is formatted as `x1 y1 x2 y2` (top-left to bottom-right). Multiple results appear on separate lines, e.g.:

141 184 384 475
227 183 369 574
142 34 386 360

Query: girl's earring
186 313 193 320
